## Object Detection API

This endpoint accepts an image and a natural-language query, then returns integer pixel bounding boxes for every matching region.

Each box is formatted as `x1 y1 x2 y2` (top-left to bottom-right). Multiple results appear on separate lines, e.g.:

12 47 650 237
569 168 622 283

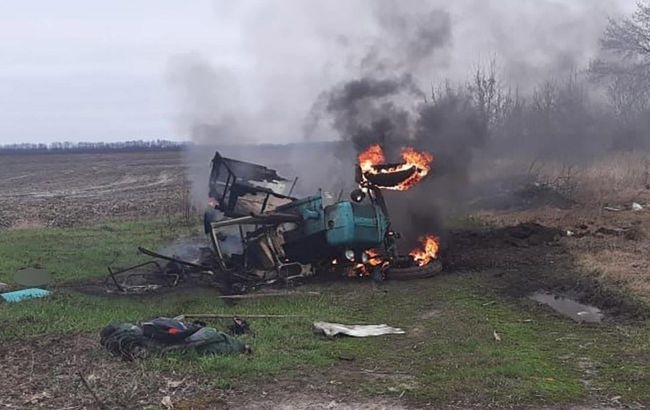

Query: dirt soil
444 220 648 320
470 187 650 314
0 333 228 409
0 332 418 410
0 151 189 229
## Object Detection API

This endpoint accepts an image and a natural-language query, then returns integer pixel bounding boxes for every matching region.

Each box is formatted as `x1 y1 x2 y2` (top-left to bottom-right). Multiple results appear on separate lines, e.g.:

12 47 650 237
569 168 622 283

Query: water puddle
14 268 52 287
530 291 604 323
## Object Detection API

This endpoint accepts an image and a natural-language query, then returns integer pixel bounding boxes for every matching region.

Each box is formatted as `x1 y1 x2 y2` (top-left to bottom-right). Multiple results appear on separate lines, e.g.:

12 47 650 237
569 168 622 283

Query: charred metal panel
208 152 296 217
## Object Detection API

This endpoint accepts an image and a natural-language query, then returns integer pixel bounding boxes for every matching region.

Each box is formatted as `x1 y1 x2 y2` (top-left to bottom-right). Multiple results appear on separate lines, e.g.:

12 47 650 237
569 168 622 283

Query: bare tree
592 1 650 80
591 2 650 112
467 60 512 132
590 2 650 149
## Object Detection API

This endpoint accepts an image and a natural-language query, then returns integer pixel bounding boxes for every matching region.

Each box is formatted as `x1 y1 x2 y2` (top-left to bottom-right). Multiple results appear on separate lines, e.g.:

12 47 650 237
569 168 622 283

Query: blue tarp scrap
1 288 51 303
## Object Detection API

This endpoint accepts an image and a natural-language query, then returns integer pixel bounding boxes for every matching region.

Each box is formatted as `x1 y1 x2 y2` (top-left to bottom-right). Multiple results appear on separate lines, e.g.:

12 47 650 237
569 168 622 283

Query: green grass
1 220 650 406
0 219 192 283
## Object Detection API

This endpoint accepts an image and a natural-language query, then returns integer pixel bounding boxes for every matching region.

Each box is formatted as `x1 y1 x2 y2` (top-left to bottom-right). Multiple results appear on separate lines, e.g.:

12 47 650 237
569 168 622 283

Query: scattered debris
595 226 625 236
566 222 647 241
228 317 250 335
313 322 405 337
493 330 502 342
100 317 250 360
1 288 51 303
588 225 646 241
106 248 215 294
530 291 604 323
0 282 10 292
604 203 644 212
161 395 174 410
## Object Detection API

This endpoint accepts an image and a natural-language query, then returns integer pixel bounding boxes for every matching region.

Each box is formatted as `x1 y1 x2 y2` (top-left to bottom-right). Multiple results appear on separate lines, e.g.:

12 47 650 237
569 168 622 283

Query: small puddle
13 268 52 287
530 291 604 323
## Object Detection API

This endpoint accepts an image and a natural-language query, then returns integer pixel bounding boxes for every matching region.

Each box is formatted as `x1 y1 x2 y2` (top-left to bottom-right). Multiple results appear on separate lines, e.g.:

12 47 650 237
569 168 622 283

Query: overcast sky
0 0 638 144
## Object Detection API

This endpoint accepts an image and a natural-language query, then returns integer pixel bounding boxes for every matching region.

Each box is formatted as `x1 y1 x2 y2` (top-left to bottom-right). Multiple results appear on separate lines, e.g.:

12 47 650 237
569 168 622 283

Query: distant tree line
0 139 189 155
406 2 650 164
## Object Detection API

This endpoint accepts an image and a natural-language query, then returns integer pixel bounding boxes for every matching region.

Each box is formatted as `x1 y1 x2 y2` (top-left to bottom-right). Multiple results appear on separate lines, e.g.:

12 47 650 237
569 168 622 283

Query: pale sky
0 1 638 144
0 0 237 143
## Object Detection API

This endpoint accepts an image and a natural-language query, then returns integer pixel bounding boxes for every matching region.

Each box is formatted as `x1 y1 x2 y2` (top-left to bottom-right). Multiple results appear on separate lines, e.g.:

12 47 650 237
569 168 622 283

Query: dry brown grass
471 152 650 303
573 152 650 205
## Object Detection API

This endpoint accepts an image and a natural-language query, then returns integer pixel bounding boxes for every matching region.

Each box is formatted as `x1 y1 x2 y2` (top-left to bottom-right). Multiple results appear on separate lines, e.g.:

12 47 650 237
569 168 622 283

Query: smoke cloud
168 1 629 145
167 0 639 245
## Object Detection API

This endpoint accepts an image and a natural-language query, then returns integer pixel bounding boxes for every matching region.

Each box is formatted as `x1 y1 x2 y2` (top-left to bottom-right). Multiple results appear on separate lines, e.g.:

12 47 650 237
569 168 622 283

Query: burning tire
386 260 442 280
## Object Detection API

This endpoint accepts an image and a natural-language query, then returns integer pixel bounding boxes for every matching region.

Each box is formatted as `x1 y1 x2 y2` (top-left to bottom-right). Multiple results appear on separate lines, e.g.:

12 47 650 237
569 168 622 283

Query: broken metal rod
107 267 124 292
217 291 320 299
288 176 299 196
137 246 213 271
107 260 165 292
180 313 307 319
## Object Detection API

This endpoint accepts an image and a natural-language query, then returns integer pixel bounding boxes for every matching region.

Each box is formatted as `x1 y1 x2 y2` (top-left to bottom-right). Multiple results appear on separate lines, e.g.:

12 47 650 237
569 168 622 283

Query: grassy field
1 220 650 408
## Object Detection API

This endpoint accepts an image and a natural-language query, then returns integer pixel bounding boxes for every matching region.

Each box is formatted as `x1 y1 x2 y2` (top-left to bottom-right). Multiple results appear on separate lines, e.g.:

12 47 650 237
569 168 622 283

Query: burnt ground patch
466 174 576 212
56 219 650 322
443 222 650 321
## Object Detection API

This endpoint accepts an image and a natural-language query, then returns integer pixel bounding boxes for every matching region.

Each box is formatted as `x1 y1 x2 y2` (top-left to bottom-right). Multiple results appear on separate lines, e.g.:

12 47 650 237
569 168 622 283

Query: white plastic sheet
313 322 405 337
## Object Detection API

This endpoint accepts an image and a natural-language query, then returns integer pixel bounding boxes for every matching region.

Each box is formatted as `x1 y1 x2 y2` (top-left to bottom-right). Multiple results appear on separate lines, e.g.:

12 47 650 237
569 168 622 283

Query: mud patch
446 221 649 321
445 222 563 272
448 222 562 253
530 291 604 323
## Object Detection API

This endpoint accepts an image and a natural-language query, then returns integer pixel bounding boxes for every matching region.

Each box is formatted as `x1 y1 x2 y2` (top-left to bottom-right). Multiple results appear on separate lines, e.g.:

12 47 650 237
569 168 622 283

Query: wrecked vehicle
202 146 441 287
107 145 440 293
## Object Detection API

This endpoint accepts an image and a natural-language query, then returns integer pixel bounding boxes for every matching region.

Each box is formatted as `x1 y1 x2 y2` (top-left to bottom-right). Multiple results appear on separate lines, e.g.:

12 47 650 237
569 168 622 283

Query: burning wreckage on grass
109 145 441 293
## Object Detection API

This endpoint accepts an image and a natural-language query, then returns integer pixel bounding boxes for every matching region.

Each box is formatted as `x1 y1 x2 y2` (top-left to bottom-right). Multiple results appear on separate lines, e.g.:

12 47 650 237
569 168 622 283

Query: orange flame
357 144 433 191
365 248 383 267
409 235 440 266
358 144 386 171
350 249 389 277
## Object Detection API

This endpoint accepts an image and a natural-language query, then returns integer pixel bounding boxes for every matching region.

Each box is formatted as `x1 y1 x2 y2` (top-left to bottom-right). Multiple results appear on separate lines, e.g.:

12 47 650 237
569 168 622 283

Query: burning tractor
107 145 441 293
202 145 441 288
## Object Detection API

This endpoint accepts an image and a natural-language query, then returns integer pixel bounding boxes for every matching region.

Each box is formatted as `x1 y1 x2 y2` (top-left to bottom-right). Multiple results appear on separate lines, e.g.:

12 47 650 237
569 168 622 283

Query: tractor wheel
386 260 442 280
